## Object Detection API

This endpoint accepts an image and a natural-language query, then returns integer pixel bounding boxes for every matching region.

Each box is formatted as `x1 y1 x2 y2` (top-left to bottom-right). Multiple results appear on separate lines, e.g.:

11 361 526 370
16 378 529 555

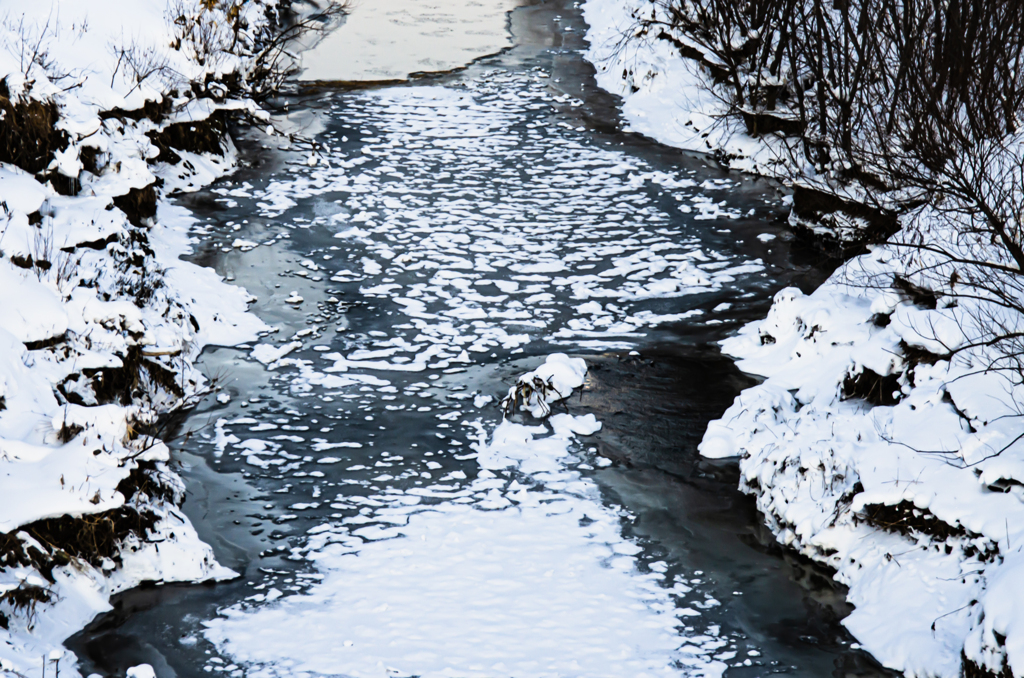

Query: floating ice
205 356 728 678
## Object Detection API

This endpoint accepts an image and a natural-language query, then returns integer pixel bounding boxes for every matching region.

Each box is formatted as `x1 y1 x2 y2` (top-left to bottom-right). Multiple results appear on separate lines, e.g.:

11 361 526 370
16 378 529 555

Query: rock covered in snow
500 353 588 418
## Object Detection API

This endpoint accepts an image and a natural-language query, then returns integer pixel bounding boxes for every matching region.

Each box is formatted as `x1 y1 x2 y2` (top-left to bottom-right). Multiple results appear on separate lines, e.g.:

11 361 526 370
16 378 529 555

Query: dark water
68 1 893 677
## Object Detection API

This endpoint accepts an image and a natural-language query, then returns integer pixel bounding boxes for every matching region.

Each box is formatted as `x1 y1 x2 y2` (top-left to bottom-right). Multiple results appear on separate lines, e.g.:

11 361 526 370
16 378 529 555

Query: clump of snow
251 341 302 365
500 353 588 417
126 665 157 678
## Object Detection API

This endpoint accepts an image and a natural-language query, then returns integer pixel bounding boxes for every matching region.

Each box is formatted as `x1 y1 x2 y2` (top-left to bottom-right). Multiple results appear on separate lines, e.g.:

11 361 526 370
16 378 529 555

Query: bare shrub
109 35 173 96
640 0 1024 389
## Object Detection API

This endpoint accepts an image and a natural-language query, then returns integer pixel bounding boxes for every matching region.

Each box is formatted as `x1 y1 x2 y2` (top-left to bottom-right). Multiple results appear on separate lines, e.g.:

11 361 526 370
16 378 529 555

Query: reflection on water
68 1 895 677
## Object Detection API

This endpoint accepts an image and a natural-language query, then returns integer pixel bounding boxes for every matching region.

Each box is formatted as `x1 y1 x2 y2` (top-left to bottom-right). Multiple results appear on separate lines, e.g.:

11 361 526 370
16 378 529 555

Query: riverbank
0 2 313 674
582 2 1024 677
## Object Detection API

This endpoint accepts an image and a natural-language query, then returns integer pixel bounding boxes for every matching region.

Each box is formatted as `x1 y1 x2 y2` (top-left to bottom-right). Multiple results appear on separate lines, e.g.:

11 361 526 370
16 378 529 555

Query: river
69 2 894 677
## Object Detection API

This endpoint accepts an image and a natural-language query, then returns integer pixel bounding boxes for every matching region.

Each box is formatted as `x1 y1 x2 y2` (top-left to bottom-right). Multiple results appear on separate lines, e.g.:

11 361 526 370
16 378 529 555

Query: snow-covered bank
698 223 1024 678
582 1 1024 676
581 0 892 254
0 1 296 674
582 0 787 177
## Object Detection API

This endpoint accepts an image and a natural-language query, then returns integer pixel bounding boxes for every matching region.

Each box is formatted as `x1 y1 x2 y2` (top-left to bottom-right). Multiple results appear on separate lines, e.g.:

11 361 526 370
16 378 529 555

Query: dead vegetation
788 184 903 259
858 500 969 541
963 651 1013 678
0 581 52 629
112 184 159 227
23 507 160 573
148 110 229 164
856 502 1000 561
501 375 562 418
0 462 169 587
842 368 902 406
57 345 184 408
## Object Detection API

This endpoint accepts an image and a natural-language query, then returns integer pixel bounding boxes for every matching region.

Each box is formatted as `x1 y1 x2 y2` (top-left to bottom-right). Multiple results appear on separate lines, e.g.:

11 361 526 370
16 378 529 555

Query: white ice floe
251 341 303 365
205 356 729 678
233 80 764 371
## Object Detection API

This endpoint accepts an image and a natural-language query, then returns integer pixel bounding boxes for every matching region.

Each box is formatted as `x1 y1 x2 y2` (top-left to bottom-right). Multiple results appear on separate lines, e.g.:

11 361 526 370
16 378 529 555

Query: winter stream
69 2 894 677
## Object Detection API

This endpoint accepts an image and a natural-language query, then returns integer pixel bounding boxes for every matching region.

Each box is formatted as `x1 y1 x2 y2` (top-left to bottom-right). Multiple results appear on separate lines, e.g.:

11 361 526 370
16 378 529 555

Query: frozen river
69 2 893 677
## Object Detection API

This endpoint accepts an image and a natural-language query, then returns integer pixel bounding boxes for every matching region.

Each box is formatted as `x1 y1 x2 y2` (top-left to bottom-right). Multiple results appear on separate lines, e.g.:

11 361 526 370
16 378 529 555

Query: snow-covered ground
582 0 791 177
582 1 1024 676
0 2 281 675
698 242 1024 678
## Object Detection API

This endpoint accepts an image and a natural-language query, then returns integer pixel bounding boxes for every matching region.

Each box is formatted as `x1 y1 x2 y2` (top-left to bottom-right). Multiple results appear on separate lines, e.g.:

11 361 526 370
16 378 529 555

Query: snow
126 665 157 678
0 266 68 344
298 0 522 82
582 0 789 176
697 243 1024 676
0 0 277 674
251 341 302 365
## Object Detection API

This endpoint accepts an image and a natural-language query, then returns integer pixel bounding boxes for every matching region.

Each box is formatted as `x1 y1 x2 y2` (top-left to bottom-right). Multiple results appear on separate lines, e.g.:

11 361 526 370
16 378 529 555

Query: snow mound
500 353 588 417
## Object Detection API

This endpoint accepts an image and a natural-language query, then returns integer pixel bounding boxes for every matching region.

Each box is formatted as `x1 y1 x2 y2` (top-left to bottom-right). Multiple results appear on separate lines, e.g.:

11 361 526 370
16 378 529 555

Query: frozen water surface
299 0 525 82
68 2 893 678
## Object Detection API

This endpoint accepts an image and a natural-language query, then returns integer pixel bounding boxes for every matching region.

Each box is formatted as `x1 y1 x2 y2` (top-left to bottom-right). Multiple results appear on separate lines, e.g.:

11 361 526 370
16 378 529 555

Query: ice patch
205 356 726 678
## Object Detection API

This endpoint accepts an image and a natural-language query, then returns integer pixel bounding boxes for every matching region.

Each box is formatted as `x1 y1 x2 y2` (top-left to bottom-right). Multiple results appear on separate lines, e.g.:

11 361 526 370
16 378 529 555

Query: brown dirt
0 93 68 174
